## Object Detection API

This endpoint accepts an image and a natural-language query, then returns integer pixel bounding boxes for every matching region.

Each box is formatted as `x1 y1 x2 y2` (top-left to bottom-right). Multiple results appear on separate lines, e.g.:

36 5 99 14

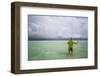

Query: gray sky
28 15 88 40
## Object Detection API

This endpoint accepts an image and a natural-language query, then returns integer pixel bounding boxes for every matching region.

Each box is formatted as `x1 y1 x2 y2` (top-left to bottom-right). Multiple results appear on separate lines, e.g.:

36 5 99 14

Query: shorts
68 48 73 52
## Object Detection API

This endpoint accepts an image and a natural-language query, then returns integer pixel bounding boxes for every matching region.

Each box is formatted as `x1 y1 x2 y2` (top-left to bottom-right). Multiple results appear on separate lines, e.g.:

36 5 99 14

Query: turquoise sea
28 40 88 61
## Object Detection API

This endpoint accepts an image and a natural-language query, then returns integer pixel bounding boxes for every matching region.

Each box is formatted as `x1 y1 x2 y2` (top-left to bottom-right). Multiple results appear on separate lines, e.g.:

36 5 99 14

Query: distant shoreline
29 39 88 41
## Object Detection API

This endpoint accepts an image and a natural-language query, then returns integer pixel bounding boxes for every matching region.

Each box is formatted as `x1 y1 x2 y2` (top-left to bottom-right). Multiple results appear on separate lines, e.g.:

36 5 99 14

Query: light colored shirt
67 40 78 48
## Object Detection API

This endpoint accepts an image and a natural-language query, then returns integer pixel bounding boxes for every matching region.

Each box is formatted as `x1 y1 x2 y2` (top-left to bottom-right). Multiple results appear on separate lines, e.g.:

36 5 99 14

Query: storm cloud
28 15 88 40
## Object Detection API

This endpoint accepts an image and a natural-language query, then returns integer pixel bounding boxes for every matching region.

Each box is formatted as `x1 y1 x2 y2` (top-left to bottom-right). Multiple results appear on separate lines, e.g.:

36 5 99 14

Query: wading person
67 38 78 55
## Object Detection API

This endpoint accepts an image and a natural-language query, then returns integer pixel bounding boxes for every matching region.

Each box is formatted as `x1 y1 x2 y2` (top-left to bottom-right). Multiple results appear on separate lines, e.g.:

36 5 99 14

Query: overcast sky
28 15 88 40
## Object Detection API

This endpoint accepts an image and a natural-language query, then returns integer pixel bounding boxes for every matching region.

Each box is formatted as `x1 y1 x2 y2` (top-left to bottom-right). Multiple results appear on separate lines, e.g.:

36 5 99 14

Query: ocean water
28 40 88 61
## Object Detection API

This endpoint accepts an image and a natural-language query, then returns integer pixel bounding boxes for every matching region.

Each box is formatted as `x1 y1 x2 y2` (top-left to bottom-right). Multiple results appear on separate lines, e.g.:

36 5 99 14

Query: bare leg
71 48 73 55
68 48 71 55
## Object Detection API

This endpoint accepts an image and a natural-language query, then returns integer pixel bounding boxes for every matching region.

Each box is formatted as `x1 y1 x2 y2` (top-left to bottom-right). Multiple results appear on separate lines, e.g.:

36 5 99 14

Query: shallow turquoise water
28 40 88 61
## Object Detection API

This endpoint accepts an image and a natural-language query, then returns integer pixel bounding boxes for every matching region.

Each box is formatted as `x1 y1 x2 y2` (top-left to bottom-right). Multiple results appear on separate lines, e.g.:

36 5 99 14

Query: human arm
73 40 79 44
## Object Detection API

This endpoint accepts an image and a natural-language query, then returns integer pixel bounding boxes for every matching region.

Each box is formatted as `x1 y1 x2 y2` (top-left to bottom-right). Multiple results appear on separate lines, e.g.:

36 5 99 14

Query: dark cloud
28 15 88 40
